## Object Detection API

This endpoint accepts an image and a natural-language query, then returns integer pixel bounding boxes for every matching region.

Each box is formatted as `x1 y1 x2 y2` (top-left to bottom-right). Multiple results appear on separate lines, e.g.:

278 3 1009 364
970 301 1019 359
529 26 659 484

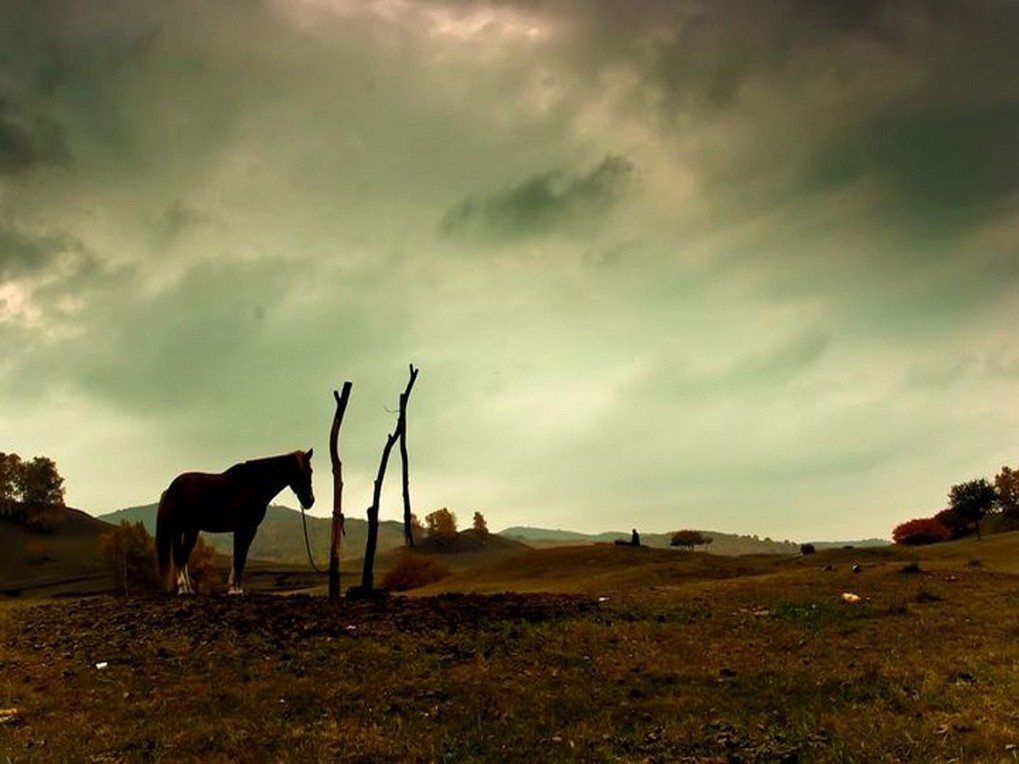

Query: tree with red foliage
892 517 952 546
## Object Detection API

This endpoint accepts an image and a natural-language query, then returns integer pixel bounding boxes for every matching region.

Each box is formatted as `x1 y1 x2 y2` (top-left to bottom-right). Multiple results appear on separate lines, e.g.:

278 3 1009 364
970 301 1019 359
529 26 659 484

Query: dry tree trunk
399 364 419 546
328 381 353 603
360 364 418 593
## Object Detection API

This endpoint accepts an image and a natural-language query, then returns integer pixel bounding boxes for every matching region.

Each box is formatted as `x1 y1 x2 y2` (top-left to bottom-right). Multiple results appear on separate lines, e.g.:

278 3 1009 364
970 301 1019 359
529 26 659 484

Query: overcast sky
1 1 1017 541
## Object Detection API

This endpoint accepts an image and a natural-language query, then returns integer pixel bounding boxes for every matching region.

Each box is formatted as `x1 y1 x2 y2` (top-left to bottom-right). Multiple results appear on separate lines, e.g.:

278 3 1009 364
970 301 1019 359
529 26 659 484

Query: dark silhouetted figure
156 450 315 595
631 528 640 546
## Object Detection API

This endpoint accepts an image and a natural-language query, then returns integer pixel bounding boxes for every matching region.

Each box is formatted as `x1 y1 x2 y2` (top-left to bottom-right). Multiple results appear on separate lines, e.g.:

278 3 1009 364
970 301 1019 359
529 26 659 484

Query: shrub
892 517 952 546
670 530 711 550
100 521 160 595
382 551 450 592
800 543 816 555
186 535 220 594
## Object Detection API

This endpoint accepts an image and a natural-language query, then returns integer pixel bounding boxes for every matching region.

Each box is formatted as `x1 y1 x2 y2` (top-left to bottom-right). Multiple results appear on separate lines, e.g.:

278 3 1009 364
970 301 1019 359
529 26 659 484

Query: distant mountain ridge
499 526 889 556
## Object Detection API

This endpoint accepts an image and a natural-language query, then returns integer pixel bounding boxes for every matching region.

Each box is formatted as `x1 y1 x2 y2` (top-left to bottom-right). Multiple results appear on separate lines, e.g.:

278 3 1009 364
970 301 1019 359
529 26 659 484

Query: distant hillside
1 506 114 595
808 539 890 550
498 527 889 555
500 527 627 543
499 527 802 555
100 504 407 565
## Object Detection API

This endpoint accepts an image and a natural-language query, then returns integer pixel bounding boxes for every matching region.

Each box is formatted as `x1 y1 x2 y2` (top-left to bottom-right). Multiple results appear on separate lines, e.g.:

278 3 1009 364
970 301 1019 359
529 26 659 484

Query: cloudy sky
1 0 1017 541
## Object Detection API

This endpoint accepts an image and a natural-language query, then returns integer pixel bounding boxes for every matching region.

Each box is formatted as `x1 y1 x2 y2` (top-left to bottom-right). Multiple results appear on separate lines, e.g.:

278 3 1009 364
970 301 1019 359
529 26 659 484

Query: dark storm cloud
439 155 633 241
805 102 1019 226
0 98 69 174
600 0 1019 236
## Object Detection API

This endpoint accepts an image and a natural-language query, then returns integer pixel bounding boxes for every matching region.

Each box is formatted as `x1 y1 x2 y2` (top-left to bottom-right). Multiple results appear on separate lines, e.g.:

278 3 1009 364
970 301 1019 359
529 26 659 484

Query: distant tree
948 478 997 540
100 521 160 595
0 452 22 511
16 456 65 506
994 466 1019 519
670 529 711 551
472 511 489 537
425 508 458 544
934 507 972 539
892 517 952 546
800 543 816 555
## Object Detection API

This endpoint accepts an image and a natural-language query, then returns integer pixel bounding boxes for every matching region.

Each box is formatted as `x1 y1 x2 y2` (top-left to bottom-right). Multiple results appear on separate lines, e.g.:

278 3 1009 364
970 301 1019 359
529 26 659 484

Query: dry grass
4 537 1019 761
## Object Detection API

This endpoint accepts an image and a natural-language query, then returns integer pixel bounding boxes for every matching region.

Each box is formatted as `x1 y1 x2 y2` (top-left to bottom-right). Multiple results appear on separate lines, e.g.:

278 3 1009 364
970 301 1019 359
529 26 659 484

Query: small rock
852 564 862 574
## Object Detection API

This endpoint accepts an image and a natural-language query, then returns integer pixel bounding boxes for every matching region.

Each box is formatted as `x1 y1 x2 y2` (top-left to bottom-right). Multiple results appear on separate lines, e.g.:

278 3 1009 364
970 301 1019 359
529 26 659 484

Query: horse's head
291 449 315 509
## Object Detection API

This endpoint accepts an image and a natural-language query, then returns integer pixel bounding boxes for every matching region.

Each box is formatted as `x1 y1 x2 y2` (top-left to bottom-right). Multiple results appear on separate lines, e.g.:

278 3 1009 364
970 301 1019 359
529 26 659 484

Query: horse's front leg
177 565 195 596
229 525 257 596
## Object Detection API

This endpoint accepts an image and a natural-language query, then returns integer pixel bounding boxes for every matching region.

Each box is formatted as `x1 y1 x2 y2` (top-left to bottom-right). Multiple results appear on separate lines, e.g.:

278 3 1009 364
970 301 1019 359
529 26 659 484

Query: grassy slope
3 534 1019 760
0 509 114 595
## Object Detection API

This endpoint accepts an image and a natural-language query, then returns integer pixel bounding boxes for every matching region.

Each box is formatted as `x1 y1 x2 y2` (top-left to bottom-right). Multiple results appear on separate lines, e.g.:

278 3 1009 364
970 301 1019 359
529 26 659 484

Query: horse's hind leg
229 525 257 595
174 528 199 595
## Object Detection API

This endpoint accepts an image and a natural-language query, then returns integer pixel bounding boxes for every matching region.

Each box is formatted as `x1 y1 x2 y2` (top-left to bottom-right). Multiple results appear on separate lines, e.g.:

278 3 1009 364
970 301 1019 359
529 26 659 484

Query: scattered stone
915 590 942 603
841 592 862 604
967 559 982 567
0 708 19 725
718 667 736 678
899 562 921 575
852 564 861 574
822 564 835 572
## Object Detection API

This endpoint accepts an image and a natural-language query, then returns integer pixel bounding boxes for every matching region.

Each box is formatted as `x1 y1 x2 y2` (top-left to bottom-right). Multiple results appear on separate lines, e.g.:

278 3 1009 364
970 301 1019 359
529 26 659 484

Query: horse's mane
226 453 297 480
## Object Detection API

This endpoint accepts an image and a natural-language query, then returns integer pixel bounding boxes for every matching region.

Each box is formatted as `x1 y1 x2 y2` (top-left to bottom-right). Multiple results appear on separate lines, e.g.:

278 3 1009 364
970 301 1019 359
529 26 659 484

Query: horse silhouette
156 450 314 595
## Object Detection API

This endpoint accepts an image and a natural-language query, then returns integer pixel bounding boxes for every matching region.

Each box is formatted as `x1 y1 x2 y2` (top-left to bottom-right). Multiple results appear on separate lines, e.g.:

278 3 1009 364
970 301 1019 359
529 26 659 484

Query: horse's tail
155 489 174 593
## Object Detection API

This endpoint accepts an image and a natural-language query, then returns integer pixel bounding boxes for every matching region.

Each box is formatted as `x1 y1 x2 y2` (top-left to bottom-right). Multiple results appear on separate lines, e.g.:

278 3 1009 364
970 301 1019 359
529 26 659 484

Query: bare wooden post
360 428 400 593
399 364 419 546
328 382 353 602
360 365 419 593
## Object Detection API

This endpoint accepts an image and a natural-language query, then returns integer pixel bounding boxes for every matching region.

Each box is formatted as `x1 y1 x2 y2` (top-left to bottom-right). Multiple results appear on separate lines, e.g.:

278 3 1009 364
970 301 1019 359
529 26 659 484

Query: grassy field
3 536 1019 761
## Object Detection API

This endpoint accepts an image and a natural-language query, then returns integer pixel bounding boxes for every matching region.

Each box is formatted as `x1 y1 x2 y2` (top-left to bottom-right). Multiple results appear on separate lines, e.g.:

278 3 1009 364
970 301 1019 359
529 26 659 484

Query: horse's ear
306 448 314 460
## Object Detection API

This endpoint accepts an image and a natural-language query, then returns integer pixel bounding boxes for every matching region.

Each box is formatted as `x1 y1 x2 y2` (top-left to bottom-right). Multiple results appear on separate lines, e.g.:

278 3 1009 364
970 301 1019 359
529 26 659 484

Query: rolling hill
0 506 114 596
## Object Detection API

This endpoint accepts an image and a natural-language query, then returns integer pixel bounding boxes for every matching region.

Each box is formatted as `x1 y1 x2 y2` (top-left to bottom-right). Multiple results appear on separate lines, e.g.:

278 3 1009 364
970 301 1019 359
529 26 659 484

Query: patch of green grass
771 599 871 628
